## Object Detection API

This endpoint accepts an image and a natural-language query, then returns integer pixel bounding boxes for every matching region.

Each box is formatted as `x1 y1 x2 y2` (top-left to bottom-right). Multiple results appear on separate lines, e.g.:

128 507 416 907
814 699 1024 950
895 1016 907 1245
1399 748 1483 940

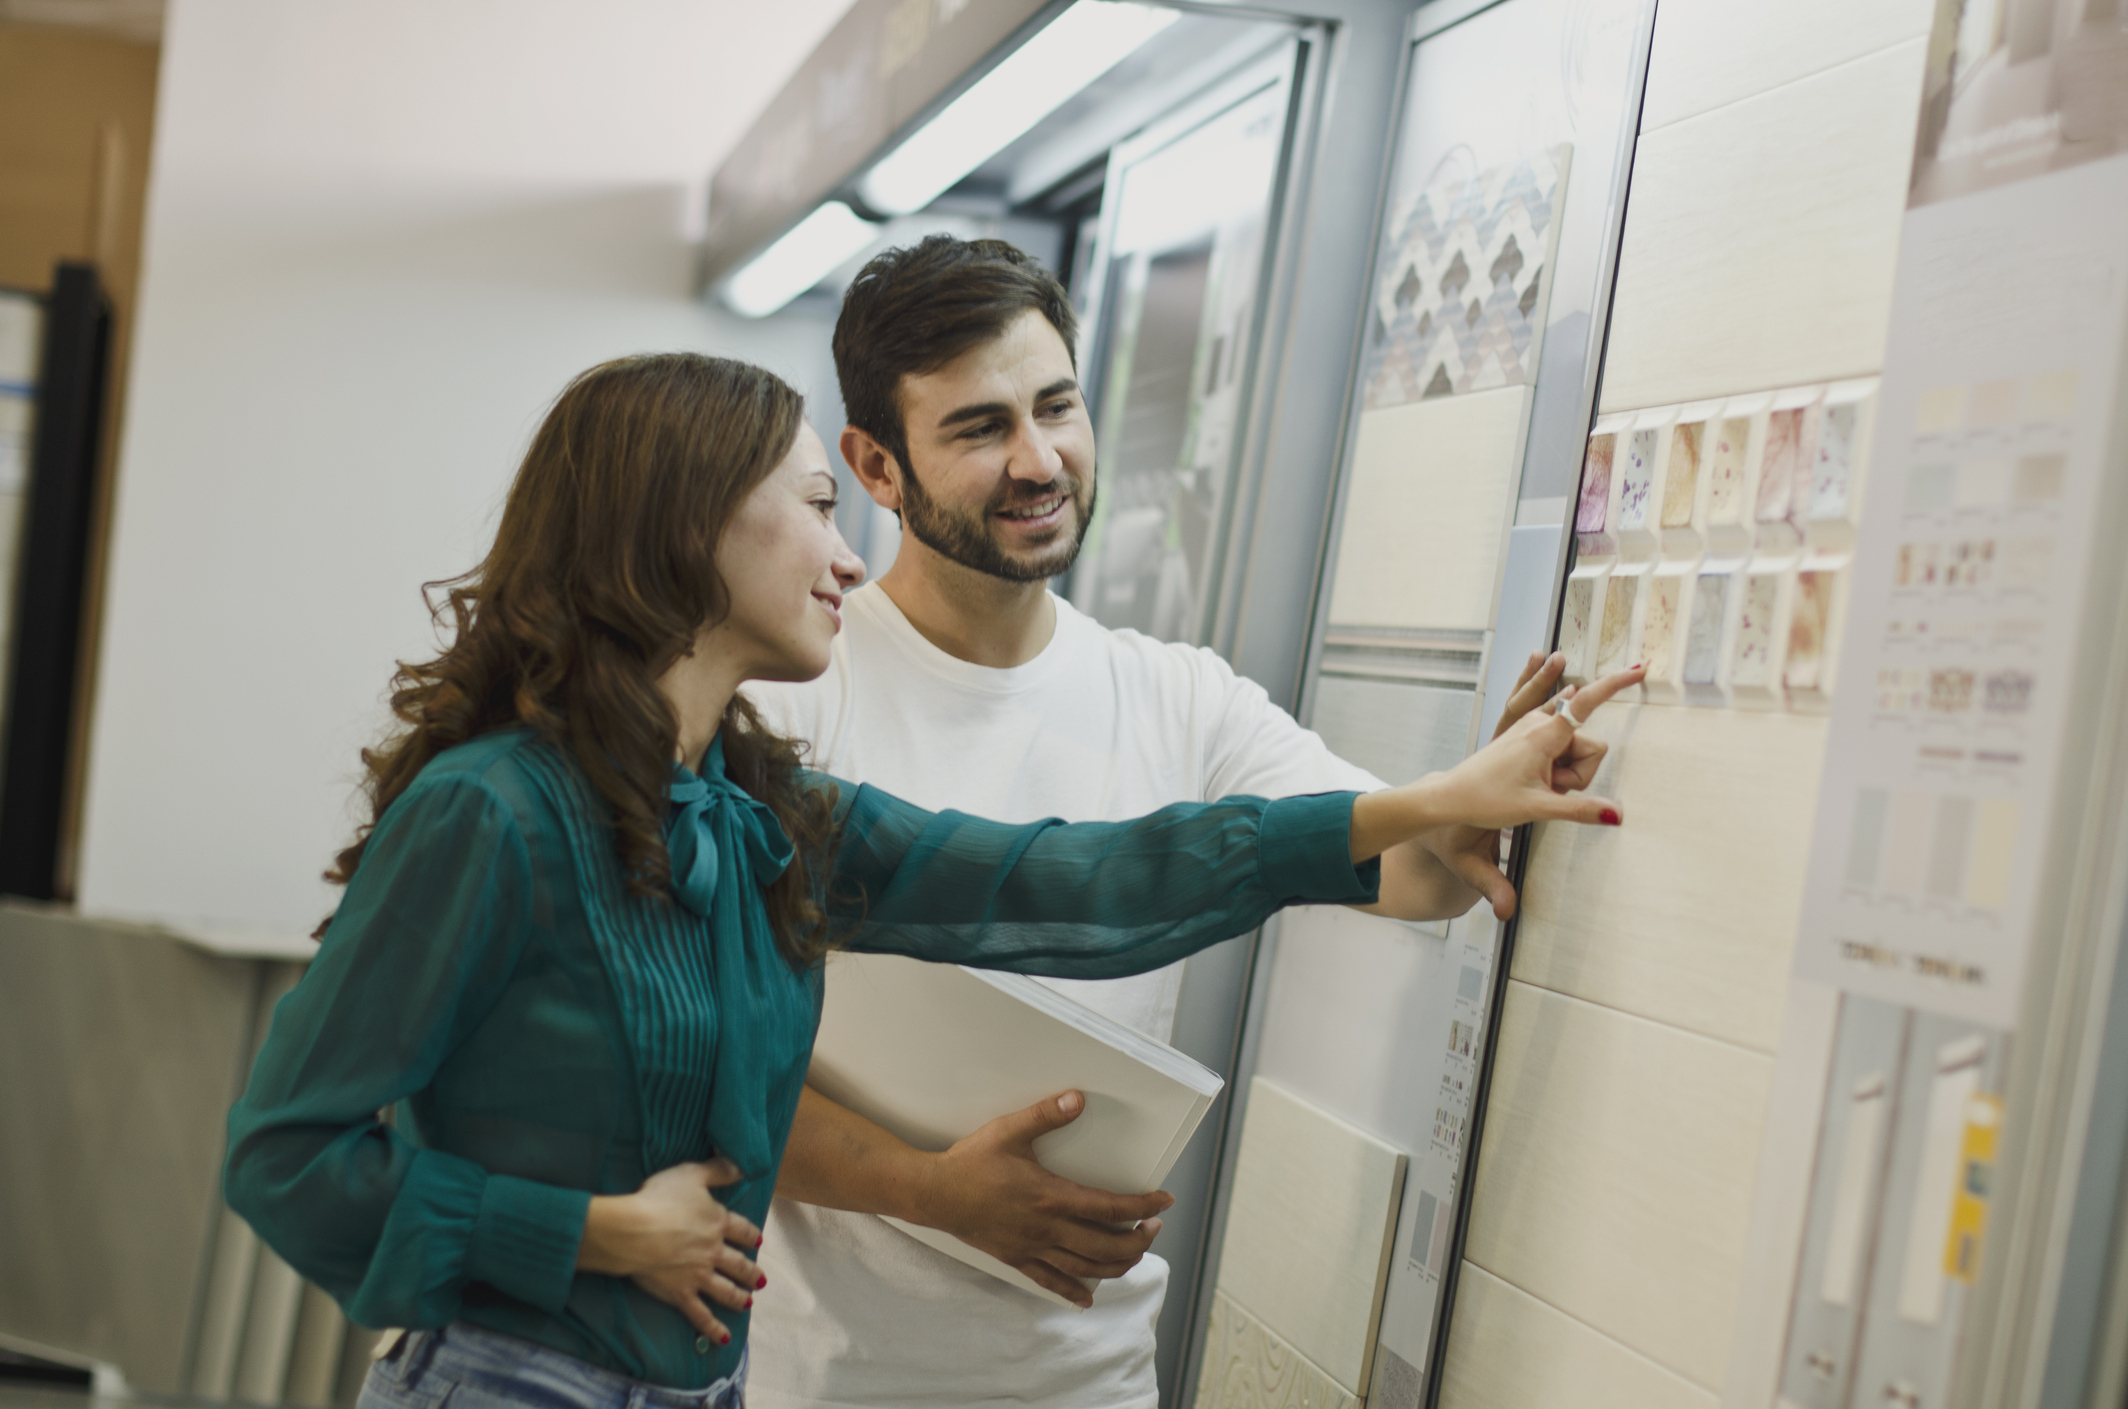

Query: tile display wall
1557 378 1879 714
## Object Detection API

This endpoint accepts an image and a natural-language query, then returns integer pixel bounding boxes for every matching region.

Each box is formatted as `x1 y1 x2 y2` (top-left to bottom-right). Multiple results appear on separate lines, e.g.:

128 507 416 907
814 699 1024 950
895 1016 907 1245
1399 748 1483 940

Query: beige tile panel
1193 1290 1360 1409
1464 982 1773 1391
1439 1263 1717 1409
1514 701 1828 1053
1599 40 1929 413
1216 1077 1406 1398
1326 386 1530 631
1641 0 1935 132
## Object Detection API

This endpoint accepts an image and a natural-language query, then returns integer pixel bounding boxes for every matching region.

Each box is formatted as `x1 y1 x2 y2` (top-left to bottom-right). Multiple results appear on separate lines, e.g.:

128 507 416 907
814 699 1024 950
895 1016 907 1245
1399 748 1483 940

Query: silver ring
1548 694 1585 729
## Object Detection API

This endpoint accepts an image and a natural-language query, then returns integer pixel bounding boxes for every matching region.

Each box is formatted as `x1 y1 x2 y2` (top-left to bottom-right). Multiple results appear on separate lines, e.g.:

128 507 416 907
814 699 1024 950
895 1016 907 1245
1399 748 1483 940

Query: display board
1226 2 1654 1405
1766 0 2128 1398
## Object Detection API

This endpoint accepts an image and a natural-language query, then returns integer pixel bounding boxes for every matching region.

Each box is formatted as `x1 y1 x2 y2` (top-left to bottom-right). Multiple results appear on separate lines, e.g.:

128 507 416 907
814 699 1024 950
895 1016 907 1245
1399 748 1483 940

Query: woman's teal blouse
224 729 1376 1388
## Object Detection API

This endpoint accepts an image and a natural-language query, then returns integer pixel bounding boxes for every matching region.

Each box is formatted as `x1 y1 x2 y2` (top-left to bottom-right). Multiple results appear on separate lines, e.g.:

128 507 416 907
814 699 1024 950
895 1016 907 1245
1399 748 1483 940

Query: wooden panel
1326 387 1530 631
1641 0 1935 132
1464 982 1773 1391
1440 1263 1717 1409
1216 1077 1407 1397
1193 1290 1359 1409
1599 40 1928 413
1513 702 1827 1053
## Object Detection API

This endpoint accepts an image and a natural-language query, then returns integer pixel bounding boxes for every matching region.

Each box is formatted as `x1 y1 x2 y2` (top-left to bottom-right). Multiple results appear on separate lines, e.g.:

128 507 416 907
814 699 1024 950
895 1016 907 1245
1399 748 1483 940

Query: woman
225 354 1634 1409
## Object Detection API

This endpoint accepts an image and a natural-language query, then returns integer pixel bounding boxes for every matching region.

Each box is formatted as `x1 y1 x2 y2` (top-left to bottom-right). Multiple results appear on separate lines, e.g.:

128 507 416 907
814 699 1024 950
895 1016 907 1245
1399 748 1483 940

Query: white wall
78 0 854 943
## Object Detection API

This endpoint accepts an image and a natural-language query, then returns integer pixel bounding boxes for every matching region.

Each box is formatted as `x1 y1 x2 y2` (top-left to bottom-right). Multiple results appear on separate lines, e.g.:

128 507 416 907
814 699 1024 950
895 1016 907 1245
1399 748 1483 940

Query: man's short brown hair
833 235 1078 474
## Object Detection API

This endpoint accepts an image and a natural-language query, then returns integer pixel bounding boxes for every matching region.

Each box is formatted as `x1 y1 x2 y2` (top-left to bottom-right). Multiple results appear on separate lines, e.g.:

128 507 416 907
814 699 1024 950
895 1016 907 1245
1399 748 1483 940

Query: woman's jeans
358 1323 745 1409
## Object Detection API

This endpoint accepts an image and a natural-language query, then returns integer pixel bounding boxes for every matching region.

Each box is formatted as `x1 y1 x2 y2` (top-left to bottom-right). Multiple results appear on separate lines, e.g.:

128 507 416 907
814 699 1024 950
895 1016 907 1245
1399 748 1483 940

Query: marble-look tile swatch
1576 434 1615 535
1785 570 1834 690
1616 429 1658 531
1811 401 1860 521
1661 421 1703 528
1705 418 1750 524
1756 406 1812 524
1641 576 1682 679
1683 572 1729 684
1559 576 1596 672
1596 574 1637 675
1731 573 1780 687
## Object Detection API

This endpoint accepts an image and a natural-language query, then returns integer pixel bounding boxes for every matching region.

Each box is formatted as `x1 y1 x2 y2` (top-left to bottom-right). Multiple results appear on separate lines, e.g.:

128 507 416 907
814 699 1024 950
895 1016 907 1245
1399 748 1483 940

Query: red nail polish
758 1273 769 1290
1600 808 1621 826
744 1296 754 1308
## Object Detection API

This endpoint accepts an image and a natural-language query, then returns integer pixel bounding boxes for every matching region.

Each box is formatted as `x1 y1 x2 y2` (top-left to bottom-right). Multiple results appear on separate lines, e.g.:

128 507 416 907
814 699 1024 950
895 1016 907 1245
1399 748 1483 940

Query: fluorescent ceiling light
858 1 1180 217
723 201 881 318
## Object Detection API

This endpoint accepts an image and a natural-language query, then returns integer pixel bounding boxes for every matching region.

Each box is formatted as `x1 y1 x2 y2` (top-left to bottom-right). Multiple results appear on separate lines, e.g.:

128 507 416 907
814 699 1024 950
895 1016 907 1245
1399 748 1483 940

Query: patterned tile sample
1811 400 1861 521
1577 433 1616 535
1731 573 1780 687
1194 1291 1359 1409
1982 670 2033 715
1363 150 1566 408
1662 422 1704 527
1705 419 1750 524
1785 570 1834 690
1756 406 1814 524
1559 576 1597 676
1642 576 1684 680
1597 574 1639 676
1617 429 1659 531
1683 573 1729 685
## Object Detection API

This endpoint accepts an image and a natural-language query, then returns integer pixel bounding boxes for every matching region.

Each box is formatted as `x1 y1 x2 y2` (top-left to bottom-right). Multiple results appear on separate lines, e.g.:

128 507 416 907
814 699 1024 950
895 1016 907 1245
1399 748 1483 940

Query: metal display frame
1203 0 1657 1399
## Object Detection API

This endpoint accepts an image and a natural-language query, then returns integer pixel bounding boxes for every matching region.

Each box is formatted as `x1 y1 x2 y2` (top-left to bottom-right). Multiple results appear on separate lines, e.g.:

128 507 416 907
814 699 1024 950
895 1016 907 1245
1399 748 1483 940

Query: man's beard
898 459 1097 583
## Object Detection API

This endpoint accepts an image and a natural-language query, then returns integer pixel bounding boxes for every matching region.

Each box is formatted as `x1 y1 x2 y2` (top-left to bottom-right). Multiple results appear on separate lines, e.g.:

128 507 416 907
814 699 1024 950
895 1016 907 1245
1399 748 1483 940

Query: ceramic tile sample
1576 431 1616 539
1327 387 1531 630
1756 404 1817 526
1810 384 1875 526
1216 1077 1406 1398
1640 572 1687 694
1703 418 1751 526
1193 1291 1359 1409
1515 702 1832 1052
1639 0 1935 132
1599 41 1929 411
1439 1264 1717 1409
1730 572 1782 689
1661 420 1705 528
1596 572 1639 676
1558 574 1598 678
1363 149 1567 407
1464 981 1772 1390
1616 428 1660 532
1682 570 1730 686
1785 568 1837 693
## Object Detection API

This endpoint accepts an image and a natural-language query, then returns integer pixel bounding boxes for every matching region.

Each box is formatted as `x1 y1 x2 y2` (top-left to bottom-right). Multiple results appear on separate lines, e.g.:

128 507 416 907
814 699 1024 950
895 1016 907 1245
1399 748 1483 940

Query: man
744 235 1556 1407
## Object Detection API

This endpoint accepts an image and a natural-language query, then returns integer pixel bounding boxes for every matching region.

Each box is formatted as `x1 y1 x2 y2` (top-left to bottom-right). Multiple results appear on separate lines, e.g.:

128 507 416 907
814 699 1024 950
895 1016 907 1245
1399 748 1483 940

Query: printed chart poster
1792 142 2128 1025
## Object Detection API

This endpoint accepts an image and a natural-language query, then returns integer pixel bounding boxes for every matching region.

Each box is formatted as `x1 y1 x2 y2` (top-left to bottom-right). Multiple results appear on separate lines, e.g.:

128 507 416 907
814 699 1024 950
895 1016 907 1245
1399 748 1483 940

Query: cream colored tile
1217 1077 1406 1397
1193 1290 1360 1409
1514 702 1829 1053
1464 982 1773 1391
1327 387 1530 631
1440 1263 1718 1409
1599 40 1929 413
1641 0 1936 132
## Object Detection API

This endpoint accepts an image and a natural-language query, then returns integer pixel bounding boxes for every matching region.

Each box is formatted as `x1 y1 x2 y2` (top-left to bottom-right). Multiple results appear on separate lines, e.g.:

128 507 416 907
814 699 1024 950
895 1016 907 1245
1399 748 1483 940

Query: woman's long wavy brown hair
322 353 840 969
